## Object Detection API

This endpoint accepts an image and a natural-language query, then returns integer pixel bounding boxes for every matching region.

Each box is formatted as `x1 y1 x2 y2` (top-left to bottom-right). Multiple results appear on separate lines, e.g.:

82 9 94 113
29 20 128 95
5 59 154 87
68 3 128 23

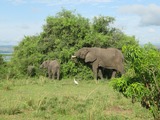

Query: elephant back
50 60 60 68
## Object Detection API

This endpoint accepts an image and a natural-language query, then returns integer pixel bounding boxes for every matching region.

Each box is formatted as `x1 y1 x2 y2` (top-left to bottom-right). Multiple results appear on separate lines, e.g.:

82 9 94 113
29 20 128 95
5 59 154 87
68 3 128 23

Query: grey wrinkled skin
27 65 36 77
72 47 124 80
40 60 60 80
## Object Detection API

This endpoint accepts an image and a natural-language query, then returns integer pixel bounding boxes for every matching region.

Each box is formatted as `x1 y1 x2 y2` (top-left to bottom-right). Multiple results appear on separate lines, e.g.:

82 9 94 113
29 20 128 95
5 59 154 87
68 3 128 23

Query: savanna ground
0 77 154 120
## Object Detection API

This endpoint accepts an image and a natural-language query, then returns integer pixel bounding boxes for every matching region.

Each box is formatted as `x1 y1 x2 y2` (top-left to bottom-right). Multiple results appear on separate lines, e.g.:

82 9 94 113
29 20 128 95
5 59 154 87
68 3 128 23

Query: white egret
74 78 78 85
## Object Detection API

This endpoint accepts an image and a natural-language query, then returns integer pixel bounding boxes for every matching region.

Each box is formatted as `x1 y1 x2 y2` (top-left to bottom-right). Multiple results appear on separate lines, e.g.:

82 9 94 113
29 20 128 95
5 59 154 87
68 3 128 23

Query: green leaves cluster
112 44 160 118
10 36 43 78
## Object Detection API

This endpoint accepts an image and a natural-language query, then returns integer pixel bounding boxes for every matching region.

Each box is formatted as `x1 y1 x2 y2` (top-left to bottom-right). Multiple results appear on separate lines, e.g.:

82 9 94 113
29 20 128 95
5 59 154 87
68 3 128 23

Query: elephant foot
111 70 116 78
94 79 99 84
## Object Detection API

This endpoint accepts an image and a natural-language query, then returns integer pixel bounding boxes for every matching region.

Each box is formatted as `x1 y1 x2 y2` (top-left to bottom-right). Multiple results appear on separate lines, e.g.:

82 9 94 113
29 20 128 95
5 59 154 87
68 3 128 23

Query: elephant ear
85 52 97 63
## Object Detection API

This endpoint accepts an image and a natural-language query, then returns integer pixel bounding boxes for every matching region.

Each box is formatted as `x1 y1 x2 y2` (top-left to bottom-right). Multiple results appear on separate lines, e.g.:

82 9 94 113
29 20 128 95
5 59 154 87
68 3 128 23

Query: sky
0 0 160 46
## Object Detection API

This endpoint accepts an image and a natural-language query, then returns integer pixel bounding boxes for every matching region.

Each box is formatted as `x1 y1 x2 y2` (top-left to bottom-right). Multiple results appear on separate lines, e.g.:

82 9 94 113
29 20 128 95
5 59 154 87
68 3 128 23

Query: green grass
0 77 154 120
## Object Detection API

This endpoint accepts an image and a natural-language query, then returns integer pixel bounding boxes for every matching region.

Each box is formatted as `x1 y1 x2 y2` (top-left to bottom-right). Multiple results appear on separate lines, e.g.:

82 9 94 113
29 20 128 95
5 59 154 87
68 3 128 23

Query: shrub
9 9 138 80
112 44 160 119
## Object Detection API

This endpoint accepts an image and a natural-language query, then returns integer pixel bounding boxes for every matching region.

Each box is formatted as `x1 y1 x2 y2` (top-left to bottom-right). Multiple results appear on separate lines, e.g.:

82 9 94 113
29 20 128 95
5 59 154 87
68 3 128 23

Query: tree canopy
10 9 138 79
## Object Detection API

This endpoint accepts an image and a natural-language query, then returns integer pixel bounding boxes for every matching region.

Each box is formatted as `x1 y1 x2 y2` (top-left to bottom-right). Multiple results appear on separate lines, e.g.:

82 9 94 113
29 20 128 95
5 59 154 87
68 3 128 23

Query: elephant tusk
71 55 77 58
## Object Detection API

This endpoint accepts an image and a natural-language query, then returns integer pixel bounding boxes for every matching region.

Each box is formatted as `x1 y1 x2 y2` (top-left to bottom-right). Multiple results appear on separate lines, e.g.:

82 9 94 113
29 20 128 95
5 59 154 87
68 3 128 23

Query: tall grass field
0 77 154 120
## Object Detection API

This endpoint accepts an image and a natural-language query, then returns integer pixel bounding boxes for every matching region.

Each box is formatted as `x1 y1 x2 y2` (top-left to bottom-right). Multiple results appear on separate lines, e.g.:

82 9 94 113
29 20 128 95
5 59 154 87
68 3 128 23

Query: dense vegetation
0 9 160 119
111 44 160 119
0 54 8 79
9 9 138 79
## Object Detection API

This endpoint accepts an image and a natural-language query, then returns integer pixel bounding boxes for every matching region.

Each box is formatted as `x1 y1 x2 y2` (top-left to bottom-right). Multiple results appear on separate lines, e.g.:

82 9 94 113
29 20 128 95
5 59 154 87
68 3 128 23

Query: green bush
9 9 138 79
0 55 10 80
111 77 128 92
112 44 160 119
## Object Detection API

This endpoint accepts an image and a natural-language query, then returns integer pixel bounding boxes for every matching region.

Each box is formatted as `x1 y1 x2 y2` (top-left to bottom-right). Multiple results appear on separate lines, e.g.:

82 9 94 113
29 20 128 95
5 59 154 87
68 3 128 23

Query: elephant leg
52 70 56 80
52 74 55 80
117 64 125 77
48 69 51 78
111 70 117 78
98 68 103 79
92 62 98 80
57 69 60 80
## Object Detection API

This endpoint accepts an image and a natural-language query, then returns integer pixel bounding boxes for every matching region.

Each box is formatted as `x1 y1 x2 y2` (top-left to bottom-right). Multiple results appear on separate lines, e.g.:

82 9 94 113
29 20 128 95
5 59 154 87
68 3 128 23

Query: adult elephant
40 60 60 80
71 47 124 80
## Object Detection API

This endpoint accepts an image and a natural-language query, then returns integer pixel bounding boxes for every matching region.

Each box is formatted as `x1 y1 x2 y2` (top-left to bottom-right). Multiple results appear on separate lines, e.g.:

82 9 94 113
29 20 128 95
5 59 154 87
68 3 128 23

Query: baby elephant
40 60 60 80
27 65 36 77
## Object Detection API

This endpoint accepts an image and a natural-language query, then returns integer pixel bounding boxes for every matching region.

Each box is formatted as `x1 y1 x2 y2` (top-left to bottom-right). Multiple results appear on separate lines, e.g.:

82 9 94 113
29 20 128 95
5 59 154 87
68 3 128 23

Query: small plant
124 82 148 102
0 102 23 115
110 77 128 93
37 76 48 85
2 80 13 91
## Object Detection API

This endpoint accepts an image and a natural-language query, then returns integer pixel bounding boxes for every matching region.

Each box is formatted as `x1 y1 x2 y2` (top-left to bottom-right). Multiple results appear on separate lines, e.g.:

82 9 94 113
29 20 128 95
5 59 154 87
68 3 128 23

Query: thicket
9 9 138 79
111 44 160 119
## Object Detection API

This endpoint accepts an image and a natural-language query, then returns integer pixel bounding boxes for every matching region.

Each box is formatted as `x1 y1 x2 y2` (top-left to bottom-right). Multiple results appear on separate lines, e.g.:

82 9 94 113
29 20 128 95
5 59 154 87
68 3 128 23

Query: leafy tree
92 16 115 34
10 35 43 77
10 9 138 79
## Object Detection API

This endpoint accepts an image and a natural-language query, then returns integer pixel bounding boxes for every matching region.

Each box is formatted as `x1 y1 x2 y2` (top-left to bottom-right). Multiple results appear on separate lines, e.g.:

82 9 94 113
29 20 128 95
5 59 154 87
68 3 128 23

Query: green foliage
92 15 115 34
0 55 9 80
0 54 4 65
112 44 160 119
111 77 128 92
124 82 148 99
9 9 138 79
10 36 44 78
